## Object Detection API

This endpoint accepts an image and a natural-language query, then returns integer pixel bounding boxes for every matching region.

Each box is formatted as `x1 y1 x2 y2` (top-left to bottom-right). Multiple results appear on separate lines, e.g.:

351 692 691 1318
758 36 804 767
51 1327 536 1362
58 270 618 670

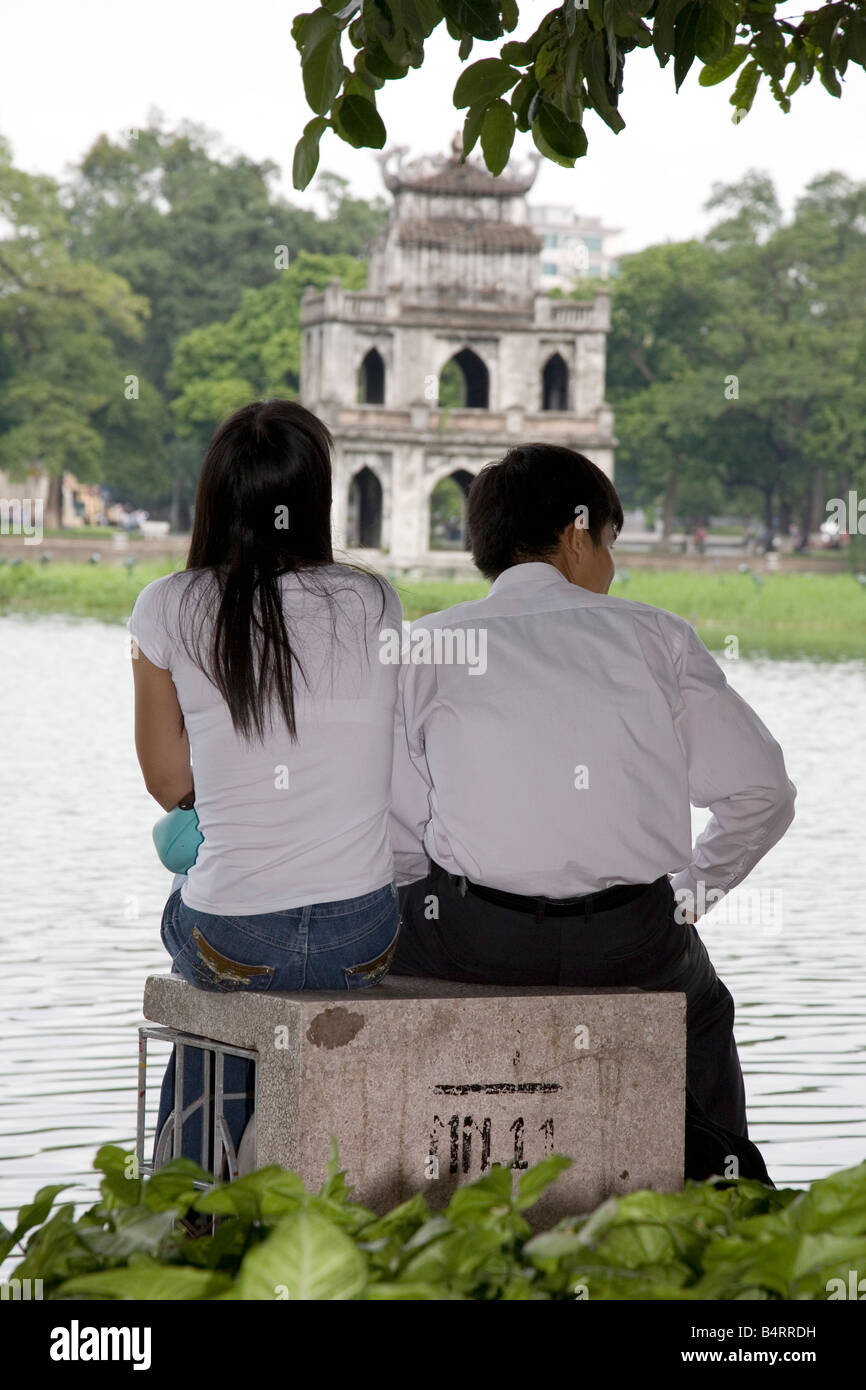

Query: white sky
1 0 865 253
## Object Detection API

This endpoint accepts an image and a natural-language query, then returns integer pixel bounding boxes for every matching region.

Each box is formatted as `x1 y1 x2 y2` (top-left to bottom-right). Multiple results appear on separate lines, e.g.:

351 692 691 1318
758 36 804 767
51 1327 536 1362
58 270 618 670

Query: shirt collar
487 562 572 597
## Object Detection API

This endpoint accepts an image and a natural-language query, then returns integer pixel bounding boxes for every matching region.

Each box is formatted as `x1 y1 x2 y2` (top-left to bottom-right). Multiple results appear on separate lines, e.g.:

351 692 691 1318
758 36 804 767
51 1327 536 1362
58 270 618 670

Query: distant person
694 525 707 555
128 399 402 1167
390 445 796 1161
759 523 775 553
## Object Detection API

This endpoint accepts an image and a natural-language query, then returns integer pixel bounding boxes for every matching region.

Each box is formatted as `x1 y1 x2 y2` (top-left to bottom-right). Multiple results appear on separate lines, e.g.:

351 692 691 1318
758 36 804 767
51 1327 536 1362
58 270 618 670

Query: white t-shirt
128 564 402 914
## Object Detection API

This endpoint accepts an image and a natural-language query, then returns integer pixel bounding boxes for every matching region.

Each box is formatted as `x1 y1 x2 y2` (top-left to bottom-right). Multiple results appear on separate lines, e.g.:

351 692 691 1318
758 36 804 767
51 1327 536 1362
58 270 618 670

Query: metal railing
137 1025 258 1186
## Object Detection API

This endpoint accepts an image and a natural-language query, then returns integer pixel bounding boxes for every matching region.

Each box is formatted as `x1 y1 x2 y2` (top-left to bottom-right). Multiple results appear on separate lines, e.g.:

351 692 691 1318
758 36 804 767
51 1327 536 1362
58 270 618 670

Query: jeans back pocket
175 925 276 993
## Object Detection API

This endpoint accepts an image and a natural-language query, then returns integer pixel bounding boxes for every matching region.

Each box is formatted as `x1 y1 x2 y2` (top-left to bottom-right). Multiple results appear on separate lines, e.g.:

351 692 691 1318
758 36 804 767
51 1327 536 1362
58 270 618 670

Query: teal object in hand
152 805 203 873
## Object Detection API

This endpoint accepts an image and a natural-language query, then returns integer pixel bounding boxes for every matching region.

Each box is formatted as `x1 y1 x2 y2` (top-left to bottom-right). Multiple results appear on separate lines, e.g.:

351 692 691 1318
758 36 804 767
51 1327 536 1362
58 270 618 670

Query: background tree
0 138 149 527
169 251 367 456
65 117 387 517
608 170 866 544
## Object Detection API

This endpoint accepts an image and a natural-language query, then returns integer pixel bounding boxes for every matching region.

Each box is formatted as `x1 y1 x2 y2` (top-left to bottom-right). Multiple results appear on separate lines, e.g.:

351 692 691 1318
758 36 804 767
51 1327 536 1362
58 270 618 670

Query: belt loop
457 875 468 899
535 899 546 927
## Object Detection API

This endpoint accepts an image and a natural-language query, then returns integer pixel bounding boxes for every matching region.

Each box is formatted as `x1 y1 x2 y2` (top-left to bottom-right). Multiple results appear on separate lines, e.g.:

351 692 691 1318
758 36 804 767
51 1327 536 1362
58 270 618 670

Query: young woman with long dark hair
128 399 402 1168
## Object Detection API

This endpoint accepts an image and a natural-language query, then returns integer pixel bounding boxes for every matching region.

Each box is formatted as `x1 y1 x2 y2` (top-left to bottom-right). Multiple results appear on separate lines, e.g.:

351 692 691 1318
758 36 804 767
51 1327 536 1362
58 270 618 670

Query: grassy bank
1 561 865 660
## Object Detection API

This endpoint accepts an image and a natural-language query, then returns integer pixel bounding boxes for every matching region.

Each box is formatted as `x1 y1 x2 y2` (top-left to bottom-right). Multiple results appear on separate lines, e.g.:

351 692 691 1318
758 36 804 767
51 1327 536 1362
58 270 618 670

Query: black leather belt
432 862 660 920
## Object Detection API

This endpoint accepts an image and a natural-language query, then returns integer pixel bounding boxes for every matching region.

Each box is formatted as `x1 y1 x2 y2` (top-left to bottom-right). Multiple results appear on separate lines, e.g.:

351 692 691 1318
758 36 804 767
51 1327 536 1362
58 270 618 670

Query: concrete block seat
140 973 686 1223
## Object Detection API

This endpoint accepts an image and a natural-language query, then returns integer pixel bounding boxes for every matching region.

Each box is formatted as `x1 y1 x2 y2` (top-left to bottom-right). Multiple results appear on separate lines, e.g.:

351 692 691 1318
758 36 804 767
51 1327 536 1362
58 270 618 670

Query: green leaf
524 1227 587 1263
402 0 443 39
652 0 692 64
584 30 611 108
365 44 408 79
144 1157 213 1206
9 1184 71 1249
195 1166 306 1222
79 1208 179 1261
439 0 503 42
730 58 760 112
58 1264 232 1300
453 57 519 108
297 11 345 116
516 1155 573 1211
694 4 729 64
510 73 537 128
292 117 329 191
480 99 516 174
673 1 701 91
818 55 843 97
698 43 749 86
501 40 532 65
364 1280 466 1299
356 1192 431 1245
402 1213 453 1252
233 1210 368 1300
321 0 361 17
795 1159 866 1235
334 93 387 148
784 64 803 97
535 101 588 160
349 57 384 91
531 118 576 168
501 0 518 32
318 1135 352 1205
844 17 866 67
0 1220 14 1263
444 1163 513 1223
7 1206 86 1285
462 102 487 156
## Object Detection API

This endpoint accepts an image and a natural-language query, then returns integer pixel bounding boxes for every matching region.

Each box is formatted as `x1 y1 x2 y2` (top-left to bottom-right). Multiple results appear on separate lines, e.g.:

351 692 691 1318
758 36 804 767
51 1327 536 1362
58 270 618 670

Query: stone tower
300 139 615 570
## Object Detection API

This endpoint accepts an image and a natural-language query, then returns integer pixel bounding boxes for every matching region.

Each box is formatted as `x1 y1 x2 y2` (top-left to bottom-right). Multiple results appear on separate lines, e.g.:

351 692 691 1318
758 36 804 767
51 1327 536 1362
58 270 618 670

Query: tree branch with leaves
291 1 866 187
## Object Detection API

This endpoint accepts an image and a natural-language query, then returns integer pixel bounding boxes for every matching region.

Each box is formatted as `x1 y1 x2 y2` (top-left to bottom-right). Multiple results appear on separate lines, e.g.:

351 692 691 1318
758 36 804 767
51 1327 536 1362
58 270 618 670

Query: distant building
529 204 621 289
300 139 615 569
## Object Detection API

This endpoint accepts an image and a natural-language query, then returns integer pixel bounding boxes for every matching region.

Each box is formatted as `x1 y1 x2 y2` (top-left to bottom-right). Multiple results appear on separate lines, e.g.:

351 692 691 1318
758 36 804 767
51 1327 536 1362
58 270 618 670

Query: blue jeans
154 881 400 1170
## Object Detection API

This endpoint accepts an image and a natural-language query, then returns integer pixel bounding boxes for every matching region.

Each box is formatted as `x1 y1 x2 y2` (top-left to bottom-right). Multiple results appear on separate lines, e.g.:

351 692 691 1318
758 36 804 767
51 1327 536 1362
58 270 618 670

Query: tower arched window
440 348 489 409
542 352 569 411
358 348 385 405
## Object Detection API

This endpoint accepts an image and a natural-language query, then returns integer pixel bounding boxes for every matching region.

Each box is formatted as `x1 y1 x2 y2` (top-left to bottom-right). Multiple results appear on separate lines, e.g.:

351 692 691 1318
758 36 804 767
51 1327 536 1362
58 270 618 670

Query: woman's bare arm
131 644 193 810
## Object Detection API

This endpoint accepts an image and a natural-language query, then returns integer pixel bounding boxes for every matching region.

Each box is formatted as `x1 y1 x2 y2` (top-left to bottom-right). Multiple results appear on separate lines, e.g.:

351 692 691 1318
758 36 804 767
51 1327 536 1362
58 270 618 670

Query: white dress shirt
390 562 796 905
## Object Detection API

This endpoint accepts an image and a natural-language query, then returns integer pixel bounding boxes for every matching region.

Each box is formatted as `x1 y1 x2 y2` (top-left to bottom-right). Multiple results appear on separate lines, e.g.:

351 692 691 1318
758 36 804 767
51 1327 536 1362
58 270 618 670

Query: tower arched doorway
429 469 474 550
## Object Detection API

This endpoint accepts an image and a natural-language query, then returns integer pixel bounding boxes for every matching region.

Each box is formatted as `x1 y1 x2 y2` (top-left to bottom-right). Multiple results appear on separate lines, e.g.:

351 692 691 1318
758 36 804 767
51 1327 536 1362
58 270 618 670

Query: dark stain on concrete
306 1007 365 1050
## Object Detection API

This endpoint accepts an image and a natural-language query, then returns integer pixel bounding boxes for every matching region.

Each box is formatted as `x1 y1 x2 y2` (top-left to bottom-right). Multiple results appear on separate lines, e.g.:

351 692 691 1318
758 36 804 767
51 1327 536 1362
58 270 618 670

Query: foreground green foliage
2 1147 865 1300
1 564 864 661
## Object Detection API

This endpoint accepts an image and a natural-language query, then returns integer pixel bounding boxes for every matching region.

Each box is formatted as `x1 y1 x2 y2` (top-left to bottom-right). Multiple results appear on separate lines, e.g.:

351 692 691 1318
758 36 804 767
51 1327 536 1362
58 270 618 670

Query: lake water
1 615 865 1229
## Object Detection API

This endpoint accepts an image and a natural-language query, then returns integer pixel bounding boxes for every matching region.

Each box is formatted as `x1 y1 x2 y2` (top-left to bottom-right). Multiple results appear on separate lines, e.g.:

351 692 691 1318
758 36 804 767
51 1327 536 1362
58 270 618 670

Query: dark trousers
392 865 747 1137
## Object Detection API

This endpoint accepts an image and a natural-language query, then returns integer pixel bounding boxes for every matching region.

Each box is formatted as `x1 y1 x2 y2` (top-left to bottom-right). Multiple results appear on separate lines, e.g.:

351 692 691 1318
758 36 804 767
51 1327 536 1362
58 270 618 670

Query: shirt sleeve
127 579 173 670
666 620 796 909
389 652 433 886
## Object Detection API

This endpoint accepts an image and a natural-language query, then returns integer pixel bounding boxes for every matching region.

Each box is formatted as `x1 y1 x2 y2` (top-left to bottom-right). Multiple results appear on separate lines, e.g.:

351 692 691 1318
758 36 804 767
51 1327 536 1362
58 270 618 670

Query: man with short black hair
389 444 796 1140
